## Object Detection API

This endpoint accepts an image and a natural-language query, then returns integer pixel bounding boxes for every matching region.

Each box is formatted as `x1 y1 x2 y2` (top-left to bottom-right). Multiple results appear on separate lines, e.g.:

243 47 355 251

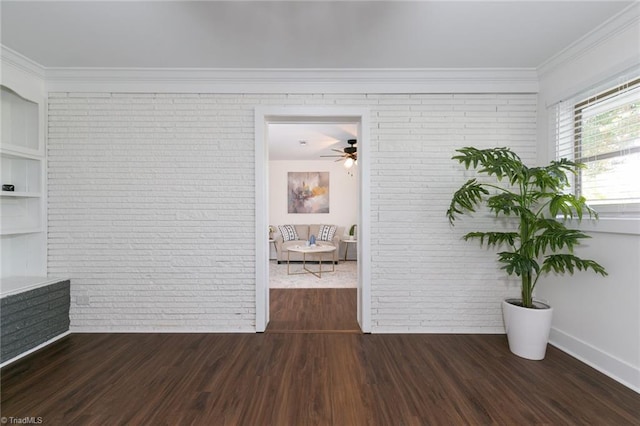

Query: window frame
570 77 640 213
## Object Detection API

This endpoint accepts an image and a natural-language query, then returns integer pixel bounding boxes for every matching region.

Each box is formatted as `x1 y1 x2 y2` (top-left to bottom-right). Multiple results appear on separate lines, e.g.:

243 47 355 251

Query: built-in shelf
1 153 41 194
1 227 43 236
0 150 41 161
1 191 41 198
1 83 46 278
1 86 39 155
0 195 41 235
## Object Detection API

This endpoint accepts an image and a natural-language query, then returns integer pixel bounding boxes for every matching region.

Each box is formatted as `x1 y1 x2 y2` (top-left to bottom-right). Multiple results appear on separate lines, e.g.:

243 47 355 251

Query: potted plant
268 225 275 240
446 147 607 360
348 224 357 240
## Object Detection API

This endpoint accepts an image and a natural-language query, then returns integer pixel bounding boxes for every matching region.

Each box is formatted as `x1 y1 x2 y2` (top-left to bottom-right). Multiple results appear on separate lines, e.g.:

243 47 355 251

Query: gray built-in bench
1 278 70 364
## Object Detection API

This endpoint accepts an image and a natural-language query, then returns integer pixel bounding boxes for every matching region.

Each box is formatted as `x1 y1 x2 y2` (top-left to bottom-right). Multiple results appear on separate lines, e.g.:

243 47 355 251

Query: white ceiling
1 1 633 69
1 1 635 161
268 121 359 161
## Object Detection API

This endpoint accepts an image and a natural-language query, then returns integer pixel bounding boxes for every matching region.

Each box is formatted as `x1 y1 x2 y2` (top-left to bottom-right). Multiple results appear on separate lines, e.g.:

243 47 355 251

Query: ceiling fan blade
320 139 358 162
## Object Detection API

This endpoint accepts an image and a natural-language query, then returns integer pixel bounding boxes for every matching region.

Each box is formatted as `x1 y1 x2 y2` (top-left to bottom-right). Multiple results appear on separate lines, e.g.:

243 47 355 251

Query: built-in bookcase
1 85 47 283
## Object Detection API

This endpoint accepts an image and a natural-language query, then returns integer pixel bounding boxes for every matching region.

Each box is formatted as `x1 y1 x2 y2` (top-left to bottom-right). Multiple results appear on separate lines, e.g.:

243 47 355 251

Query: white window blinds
550 70 640 210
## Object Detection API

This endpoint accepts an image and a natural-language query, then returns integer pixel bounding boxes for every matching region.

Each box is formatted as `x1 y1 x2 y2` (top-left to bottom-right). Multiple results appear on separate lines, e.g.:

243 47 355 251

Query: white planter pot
502 299 553 360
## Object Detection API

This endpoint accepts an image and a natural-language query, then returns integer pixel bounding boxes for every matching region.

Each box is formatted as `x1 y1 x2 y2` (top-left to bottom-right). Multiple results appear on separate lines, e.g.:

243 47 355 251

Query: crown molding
43 67 538 94
2 43 537 94
537 3 640 78
1 45 46 80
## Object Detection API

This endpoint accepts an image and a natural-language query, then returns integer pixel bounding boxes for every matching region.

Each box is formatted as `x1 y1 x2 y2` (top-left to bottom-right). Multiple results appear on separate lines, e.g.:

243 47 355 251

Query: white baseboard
0 331 71 369
69 327 255 334
371 327 505 334
549 327 640 393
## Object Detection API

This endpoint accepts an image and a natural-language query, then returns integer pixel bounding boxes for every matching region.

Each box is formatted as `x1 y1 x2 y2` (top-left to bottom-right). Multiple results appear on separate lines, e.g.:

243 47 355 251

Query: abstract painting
288 172 330 213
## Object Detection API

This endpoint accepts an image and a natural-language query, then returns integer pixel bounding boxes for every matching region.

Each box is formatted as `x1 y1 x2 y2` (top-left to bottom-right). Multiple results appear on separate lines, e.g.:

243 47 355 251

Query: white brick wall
369 93 537 332
47 92 537 332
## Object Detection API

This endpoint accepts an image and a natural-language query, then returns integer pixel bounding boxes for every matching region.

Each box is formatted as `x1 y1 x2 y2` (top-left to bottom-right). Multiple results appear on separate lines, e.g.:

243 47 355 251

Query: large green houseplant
446 147 607 359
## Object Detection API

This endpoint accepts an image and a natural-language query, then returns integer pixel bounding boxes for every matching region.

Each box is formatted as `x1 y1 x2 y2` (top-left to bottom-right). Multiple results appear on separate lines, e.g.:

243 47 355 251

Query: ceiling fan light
344 157 354 168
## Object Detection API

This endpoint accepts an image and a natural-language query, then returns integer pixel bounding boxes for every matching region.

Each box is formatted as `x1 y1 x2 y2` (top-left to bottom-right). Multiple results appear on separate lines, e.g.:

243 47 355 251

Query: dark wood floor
267 288 360 333
2 290 639 425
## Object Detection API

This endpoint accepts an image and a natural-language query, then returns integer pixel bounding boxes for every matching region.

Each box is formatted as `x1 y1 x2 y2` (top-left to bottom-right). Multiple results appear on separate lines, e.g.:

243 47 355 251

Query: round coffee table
286 245 337 278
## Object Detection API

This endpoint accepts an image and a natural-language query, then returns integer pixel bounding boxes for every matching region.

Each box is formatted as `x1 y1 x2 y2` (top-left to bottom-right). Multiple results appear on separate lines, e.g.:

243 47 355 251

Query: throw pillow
317 225 337 242
278 225 299 242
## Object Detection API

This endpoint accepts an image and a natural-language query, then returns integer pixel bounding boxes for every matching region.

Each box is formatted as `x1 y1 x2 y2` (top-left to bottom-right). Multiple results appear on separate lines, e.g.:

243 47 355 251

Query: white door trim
254 106 372 332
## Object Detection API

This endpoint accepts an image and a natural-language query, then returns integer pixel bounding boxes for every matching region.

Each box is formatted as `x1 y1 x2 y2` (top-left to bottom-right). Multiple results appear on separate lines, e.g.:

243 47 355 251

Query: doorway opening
255 107 371 333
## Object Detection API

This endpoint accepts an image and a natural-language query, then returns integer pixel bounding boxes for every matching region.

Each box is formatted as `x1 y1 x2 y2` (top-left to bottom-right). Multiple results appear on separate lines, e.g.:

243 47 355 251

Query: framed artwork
288 172 330 213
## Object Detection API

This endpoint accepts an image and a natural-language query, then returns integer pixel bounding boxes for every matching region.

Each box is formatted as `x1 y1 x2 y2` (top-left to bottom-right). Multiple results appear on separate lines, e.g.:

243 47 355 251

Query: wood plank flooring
267 288 360 333
2 289 639 425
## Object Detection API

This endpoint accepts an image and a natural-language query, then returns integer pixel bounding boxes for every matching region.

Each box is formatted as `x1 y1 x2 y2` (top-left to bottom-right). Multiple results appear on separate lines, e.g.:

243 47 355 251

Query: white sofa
274 224 344 264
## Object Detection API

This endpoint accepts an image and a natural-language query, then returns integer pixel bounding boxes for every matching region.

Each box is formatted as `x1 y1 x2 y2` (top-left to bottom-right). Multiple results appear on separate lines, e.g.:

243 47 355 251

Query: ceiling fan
321 139 357 168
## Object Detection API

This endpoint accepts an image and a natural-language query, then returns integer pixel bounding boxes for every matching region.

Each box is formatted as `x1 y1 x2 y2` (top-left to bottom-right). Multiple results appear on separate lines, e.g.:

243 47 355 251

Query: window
552 73 640 213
